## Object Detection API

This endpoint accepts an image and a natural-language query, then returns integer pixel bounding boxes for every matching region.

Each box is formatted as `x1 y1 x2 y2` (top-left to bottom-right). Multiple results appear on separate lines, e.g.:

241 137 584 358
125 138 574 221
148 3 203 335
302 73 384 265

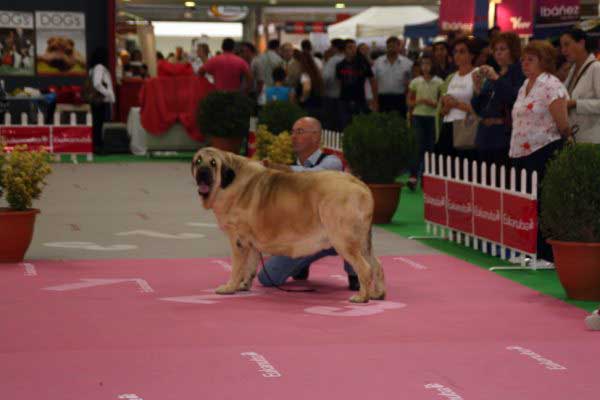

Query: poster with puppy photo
35 11 86 76
0 11 35 76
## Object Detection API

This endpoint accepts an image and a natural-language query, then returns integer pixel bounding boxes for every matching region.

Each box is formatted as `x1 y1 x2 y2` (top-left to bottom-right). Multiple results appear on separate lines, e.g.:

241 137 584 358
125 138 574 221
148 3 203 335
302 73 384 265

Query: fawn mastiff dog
191 147 386 303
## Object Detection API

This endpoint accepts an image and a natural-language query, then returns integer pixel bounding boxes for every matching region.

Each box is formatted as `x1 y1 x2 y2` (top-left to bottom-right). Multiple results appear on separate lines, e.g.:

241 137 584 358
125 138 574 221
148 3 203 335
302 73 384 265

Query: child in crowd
264 66 295 103
407 55 443 190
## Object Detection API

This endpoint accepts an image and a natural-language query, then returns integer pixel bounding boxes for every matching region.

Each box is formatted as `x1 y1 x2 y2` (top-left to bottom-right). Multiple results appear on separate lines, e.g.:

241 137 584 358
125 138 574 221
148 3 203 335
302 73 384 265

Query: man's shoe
292 267 309 281
348 275 360 291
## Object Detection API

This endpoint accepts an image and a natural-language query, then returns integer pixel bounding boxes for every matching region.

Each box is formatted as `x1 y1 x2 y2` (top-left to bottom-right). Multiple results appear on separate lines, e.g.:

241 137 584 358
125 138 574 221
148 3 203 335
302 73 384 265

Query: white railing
322 129 343 151
1 111 93 162
422 152 549 270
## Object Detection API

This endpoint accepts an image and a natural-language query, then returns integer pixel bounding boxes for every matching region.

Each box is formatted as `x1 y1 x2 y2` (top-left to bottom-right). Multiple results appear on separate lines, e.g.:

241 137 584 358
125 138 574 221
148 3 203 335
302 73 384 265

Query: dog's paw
370 291 386 301
215 284 236 295
349 295 369 303
237 281 252 291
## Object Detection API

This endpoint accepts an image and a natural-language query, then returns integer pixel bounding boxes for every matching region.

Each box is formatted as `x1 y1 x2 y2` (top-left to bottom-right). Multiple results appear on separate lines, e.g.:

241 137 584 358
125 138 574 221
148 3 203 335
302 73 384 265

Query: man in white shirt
374 36 413 115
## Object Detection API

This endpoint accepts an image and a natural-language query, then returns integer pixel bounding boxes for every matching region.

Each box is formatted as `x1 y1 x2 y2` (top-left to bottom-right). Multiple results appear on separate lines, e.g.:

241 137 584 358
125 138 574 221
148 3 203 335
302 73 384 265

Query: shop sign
536 0 580 25
286 21 327 34
496 0 534 35
208 6 249 22
439 0 475 32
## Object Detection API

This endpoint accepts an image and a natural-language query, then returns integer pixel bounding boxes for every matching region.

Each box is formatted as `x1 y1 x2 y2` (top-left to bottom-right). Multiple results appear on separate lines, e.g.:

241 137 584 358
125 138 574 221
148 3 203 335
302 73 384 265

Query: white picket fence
322 129 343 151
423 152 549 270
1 110 93 163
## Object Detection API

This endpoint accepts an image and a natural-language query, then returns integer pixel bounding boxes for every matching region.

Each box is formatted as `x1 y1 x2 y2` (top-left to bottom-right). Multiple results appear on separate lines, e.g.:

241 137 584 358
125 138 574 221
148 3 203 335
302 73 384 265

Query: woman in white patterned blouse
510 40 573 262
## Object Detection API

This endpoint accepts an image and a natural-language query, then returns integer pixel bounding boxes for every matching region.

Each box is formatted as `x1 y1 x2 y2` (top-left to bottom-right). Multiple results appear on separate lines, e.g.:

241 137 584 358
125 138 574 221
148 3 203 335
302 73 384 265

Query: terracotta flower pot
367 183 402 224
548 239 600 301
0 208 40 263
208 136 244 154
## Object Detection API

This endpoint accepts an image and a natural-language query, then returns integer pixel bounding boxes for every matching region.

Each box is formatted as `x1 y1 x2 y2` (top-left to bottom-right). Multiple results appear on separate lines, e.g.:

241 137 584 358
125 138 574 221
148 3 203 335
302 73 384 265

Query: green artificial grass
380 181 598 313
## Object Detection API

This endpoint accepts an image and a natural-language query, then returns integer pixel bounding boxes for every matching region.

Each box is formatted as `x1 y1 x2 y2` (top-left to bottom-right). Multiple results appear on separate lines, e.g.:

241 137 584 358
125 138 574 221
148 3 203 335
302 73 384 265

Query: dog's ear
220 166 236 189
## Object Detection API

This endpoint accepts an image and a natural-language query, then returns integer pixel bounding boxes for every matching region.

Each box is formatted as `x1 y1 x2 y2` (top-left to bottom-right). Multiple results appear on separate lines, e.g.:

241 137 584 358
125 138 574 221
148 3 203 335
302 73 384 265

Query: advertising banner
446 181 473 234
423 173 538 255
502 192 538 254
536 0 580 25
423 176 447 226
0 11 35 76
52 126 93 153
439 0 475 32
285 21 327 34
473 186 502 243
35 11 86 76
0 126 51 150
496 0 534 35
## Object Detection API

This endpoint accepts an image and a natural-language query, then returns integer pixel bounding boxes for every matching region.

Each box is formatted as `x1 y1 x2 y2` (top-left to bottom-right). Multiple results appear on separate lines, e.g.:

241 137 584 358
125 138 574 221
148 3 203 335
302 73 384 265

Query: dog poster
0 11 35 76
35 11 86 76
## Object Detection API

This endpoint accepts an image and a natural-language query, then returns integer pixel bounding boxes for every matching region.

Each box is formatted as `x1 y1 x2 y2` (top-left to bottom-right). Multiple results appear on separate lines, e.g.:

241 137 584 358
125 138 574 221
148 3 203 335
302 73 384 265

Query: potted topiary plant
541 143 600 301
258 101 306 135
196 90 255 153
0 141 52 263
342 112 415 224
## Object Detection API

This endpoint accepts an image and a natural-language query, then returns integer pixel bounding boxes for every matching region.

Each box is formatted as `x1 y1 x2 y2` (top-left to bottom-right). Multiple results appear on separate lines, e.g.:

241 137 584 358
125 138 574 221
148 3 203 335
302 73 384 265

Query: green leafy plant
0 142 52 211
342 112 415 184
253 125 294 164
540 143 600 242
258 101 306 135
196 91 255 138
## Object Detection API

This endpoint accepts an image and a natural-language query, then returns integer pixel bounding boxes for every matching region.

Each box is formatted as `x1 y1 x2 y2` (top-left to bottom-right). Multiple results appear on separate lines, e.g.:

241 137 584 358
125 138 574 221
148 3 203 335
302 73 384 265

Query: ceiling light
184 1 196 7
335 3 346 8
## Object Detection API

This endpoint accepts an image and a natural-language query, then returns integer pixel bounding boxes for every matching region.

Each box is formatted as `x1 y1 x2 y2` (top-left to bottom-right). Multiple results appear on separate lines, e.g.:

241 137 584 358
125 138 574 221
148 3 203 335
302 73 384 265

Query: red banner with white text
439 0 475 32
0 125 92 154
0 126 51 151
496 0 535 35
423 175 538 255
52 126 93 154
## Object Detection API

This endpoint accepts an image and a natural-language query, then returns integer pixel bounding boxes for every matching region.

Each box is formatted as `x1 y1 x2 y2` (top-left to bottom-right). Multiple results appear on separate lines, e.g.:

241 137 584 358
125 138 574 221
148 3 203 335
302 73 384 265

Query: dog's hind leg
238 248 259 291
330 239 372 303
216 238 249 295
365 229 386 300
368 254 386 300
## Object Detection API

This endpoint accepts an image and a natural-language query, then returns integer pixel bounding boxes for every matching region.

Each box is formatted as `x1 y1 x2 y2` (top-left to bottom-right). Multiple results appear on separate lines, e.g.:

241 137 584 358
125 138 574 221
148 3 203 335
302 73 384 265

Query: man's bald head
291 117 322 160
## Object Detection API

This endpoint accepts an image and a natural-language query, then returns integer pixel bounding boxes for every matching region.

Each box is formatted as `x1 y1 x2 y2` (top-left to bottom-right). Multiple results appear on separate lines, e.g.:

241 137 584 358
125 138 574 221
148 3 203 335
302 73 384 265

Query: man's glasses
291 129 319 135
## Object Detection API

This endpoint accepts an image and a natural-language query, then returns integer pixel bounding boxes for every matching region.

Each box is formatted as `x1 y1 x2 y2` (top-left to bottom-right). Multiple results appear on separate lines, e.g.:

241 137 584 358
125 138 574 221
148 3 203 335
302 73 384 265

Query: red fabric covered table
117 77 144 122
139 75 214 141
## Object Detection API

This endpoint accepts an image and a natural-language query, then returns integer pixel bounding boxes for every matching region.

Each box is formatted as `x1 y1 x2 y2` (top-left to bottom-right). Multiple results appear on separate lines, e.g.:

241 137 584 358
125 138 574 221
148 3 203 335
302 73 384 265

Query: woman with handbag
510 40 572 264
438 38 479 169
88 47 115 155
561 28 600 144
471 32 525 175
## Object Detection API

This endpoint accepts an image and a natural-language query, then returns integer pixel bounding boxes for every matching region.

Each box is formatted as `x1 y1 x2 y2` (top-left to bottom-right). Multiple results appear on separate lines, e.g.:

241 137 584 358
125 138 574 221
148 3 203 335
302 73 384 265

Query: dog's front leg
216 238 249 295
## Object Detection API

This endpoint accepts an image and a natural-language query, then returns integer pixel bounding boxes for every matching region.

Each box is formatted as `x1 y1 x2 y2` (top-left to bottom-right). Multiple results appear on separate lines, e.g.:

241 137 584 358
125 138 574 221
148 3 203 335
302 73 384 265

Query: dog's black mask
221 167 235 189
196 166 213 198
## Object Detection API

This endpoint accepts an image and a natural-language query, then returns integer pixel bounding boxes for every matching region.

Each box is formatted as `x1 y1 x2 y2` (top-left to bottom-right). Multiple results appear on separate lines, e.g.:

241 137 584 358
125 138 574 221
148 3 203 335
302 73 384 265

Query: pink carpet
0 255 597 399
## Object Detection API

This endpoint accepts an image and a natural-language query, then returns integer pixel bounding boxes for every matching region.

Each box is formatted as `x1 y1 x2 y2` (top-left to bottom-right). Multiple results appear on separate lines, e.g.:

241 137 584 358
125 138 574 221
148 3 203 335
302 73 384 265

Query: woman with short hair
471 32 525 170
510 40 572 263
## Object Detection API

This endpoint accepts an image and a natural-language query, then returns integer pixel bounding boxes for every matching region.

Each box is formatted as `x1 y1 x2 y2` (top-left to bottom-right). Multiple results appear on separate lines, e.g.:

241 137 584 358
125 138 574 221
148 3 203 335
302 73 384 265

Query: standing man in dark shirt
336 39 378 129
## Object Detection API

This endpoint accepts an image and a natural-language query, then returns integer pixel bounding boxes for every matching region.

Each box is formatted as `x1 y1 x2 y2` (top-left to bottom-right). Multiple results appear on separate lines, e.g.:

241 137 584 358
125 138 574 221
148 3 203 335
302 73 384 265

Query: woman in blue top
471 32 525 173
264 66 295 103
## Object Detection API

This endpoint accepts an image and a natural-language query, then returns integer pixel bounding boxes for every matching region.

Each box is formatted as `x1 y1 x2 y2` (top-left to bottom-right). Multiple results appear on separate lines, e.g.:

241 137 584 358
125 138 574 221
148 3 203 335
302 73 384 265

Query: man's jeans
257 247 356 287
